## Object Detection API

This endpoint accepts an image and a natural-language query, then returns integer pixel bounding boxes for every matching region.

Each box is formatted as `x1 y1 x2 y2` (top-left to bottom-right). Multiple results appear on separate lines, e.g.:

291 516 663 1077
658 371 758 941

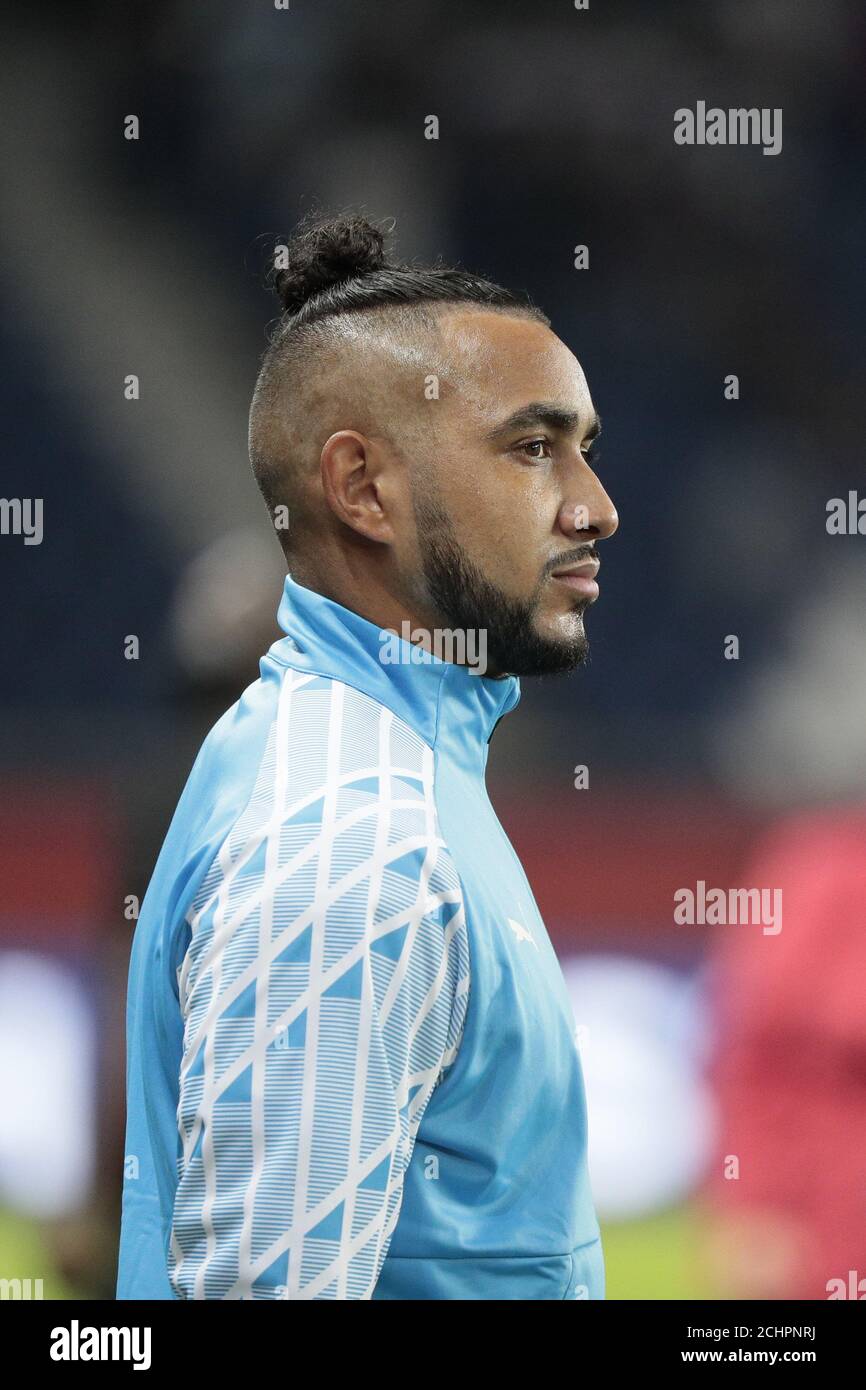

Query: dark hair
266 211 548 329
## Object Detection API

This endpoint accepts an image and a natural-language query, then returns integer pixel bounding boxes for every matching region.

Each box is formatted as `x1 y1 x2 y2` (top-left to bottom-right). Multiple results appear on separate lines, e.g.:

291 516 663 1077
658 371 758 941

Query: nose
558 468 619 541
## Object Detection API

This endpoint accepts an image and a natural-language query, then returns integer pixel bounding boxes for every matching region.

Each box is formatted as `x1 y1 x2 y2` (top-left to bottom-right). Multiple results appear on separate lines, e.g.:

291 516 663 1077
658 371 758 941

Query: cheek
494 476 553 556
433 461 552 583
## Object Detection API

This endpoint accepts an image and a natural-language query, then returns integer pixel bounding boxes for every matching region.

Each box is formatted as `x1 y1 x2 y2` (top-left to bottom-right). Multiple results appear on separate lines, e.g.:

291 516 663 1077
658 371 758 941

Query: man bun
272 213 388 316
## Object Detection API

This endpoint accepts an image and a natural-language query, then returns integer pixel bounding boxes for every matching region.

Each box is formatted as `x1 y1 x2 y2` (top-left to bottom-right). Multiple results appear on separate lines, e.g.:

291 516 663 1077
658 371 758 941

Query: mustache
544 543 599 577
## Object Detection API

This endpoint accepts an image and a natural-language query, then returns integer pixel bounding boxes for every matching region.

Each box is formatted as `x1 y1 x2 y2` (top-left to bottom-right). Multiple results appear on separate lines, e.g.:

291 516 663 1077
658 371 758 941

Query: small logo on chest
506 917 539 950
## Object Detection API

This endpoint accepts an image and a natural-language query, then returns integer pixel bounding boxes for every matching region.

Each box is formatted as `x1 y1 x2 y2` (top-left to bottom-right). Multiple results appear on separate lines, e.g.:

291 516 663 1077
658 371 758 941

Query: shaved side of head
249 305 439 550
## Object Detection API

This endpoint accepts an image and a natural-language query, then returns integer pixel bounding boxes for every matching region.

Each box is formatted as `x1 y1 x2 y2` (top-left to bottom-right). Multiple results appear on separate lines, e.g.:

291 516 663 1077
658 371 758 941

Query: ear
320 430 396 544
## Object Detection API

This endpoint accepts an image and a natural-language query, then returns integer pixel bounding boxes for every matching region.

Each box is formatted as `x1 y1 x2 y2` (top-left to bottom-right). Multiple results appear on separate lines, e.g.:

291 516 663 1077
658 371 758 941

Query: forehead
434 308 592 428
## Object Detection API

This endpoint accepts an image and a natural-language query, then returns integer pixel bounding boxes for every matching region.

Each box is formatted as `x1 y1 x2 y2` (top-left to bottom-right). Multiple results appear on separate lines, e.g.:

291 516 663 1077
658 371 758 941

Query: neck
271 572 523 766
288 551 510 679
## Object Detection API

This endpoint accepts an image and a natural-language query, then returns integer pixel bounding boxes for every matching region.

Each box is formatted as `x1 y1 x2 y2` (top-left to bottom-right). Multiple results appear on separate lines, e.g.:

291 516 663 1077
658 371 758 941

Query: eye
581 444 601 467
519 437 552 460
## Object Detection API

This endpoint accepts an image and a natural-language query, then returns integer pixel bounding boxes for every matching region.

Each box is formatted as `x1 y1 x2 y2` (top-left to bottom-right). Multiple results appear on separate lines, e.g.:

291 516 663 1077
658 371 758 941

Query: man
117 213 618 1300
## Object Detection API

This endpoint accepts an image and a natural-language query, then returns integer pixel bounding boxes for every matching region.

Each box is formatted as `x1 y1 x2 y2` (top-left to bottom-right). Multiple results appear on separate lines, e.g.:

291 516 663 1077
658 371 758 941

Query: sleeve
167 775 470 1300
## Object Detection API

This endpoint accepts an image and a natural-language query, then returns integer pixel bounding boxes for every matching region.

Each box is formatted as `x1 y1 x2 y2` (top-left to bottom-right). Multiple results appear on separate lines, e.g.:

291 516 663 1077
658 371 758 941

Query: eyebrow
484 402 602 443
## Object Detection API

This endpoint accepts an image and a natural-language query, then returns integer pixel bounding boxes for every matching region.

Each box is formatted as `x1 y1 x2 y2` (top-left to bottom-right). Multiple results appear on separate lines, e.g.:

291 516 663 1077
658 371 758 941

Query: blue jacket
117 574 603 1299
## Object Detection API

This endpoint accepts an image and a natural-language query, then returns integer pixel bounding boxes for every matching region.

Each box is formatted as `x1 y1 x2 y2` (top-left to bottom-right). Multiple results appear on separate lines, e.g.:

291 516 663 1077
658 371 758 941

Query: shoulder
188 667 466 943
181 669 470 1057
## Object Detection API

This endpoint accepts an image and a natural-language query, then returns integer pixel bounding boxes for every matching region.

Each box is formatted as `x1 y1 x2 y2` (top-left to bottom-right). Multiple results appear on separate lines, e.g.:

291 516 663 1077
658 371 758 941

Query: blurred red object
702 805 866 1300
0 780 119 947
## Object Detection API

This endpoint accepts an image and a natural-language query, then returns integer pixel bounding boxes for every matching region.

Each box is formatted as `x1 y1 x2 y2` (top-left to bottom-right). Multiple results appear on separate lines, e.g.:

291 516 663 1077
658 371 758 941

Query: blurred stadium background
1 0 864 1299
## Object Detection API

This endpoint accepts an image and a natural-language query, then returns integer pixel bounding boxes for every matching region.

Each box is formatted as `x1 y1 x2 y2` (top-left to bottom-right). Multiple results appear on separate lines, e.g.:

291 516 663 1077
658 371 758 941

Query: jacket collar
270 572 521 755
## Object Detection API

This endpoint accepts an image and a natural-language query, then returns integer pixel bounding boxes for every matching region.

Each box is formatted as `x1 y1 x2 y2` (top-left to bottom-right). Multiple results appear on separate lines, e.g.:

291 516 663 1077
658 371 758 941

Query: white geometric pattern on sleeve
168 671 469 1299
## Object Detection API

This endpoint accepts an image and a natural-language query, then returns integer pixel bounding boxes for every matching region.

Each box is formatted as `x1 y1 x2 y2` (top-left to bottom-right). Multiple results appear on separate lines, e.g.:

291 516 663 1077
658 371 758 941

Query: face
404 310 619 678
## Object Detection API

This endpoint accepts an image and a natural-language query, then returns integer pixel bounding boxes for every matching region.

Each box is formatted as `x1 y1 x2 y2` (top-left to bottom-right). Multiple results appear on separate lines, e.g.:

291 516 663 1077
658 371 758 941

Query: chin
545 611 587 644
492 628 590 678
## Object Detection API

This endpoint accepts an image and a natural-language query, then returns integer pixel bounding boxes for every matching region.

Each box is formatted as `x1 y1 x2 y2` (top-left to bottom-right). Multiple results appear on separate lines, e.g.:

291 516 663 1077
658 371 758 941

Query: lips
550 561 600 599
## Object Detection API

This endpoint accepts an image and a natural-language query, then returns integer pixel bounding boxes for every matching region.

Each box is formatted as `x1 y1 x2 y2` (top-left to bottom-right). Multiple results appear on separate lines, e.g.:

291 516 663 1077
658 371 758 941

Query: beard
412 493 591 678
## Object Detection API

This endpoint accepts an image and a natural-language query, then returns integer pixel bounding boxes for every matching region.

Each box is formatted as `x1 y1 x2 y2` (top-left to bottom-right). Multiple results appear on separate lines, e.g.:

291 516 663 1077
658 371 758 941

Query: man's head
249 213 618 678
